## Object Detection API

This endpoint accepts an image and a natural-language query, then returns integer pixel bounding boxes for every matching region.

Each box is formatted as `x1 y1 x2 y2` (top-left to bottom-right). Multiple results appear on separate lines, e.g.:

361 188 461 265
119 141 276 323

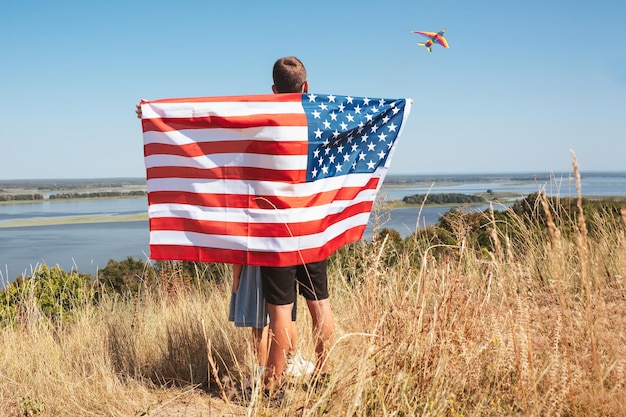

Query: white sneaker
284 351 315 377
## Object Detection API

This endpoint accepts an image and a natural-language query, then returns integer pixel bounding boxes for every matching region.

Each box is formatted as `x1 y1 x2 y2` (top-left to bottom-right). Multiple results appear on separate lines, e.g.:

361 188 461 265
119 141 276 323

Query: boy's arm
232 264 243 293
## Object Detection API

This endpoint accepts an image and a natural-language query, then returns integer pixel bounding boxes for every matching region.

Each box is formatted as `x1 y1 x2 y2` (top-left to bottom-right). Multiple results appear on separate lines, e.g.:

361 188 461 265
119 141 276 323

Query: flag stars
304 94 406 180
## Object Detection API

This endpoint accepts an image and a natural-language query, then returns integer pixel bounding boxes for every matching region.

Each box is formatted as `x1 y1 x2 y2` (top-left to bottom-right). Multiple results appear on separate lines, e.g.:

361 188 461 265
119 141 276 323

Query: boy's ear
302 81 309 93
272 85 278 94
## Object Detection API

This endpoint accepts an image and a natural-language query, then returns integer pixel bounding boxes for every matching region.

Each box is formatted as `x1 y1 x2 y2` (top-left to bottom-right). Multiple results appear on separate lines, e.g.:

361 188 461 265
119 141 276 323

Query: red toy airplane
411 29 449 52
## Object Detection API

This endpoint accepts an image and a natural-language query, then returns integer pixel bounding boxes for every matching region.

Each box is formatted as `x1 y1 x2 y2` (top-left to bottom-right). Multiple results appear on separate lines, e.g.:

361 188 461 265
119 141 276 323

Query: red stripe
148 225 366 266
144 140 308 158
146 166 306 183
149 200 373 238
142 113 307 133
149 93 303 104
147 177 380 209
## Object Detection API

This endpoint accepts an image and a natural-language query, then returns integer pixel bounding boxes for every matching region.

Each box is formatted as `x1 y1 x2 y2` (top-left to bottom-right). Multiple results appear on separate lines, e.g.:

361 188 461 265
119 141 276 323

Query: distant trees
0 194 44 201
0 191 146 202
49 190 146 199
402 193 486 205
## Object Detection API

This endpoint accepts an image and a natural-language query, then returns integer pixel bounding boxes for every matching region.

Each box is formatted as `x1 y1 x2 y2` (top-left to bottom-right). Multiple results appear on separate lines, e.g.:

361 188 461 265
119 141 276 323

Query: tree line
0 191 147 202
49 190 147 199
0 194 44 202
402 192 486 205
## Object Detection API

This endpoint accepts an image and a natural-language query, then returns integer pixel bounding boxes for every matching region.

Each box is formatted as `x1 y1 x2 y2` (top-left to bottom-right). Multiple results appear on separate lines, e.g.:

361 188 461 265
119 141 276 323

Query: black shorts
260 259 329 305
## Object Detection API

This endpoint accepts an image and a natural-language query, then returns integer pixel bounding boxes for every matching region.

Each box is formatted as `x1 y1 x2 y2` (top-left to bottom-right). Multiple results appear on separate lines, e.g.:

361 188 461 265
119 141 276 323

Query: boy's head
272 56 308 94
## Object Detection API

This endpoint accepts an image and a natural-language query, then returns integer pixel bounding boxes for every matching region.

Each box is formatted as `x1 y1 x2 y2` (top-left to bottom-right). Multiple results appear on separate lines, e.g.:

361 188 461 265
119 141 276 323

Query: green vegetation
49 190 147 199
0 194 44 202
402 192 486 205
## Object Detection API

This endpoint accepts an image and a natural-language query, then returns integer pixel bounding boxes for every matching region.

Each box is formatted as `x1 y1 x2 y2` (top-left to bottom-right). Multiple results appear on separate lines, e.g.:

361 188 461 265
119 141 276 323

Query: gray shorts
228 265 296 329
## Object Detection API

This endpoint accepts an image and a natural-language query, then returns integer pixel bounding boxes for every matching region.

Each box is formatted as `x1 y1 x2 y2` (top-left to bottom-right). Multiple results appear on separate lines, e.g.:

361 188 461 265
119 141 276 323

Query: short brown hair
272 56 307 93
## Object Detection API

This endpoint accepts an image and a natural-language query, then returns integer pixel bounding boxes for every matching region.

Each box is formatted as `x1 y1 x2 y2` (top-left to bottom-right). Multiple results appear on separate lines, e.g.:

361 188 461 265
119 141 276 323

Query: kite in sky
411 29 449 52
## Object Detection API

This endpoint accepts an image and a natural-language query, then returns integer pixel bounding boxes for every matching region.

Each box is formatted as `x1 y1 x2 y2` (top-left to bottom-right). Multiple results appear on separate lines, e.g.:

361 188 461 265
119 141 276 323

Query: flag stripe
146 176 379 209
142 113 307 133
144 139 308 158
146 165 306 183
148 224 366 266
149 212 371 252
148 187 378 225
148 200 373 238
143 126 308 146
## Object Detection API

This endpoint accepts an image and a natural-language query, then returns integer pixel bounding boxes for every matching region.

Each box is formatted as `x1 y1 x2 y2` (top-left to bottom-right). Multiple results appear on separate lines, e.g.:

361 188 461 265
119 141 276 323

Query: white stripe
144 153 308 171
149 212 372 252
148 187 377 223
142 100 304 119
143 126 308 146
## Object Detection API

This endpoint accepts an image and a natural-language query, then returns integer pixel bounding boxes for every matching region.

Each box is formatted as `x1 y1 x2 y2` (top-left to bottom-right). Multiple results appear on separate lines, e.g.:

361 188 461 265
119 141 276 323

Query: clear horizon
2 170 626 184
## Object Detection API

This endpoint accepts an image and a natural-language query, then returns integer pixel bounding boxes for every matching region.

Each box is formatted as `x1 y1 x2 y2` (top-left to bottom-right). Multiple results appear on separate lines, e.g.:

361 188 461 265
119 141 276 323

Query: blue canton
302 94 406 182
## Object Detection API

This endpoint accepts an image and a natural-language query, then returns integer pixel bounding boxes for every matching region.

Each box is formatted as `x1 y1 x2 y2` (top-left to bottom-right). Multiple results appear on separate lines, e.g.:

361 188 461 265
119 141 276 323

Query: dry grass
1 173 625 416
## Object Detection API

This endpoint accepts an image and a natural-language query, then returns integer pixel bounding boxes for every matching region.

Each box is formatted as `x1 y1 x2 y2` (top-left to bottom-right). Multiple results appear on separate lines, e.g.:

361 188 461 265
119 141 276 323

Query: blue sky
1 0 624 180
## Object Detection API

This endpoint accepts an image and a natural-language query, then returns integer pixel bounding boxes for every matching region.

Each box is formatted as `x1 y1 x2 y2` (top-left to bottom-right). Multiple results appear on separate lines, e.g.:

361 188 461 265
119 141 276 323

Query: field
1 173 625 416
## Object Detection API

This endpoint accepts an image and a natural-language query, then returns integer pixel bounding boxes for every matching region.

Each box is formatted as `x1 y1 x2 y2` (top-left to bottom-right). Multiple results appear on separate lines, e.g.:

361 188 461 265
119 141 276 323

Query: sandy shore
0 213 148 229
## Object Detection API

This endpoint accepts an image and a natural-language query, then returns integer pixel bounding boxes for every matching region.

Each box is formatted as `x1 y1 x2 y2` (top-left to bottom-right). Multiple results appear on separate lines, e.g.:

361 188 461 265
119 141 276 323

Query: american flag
141 93 412 266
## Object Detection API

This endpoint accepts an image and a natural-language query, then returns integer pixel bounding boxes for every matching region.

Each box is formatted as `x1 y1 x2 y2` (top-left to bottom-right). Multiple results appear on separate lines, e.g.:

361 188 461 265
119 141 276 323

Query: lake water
2 172 625 285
